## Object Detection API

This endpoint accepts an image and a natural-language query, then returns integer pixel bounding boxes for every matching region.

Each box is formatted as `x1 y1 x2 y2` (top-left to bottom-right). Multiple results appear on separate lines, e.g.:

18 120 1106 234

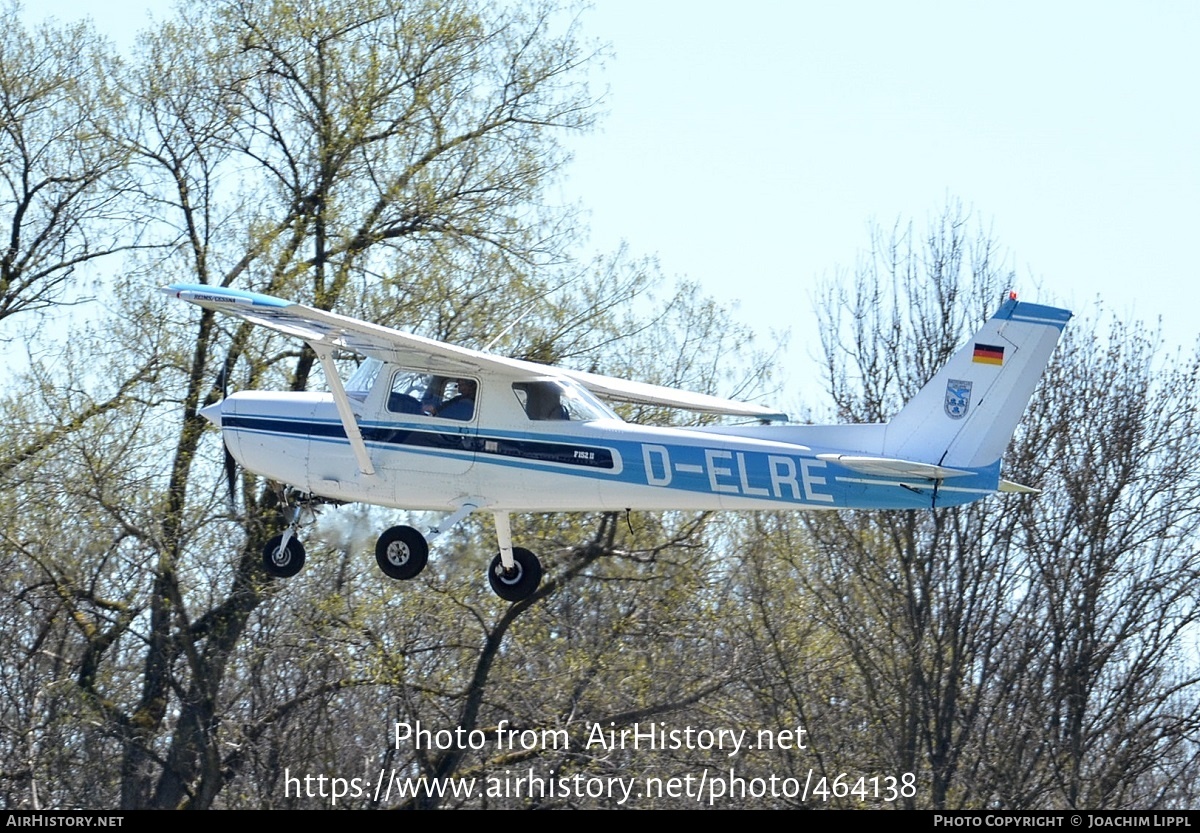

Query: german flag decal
973 343 1005 365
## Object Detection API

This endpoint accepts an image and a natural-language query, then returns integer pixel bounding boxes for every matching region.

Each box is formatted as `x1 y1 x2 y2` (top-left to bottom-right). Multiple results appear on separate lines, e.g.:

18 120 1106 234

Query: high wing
162 284 789 422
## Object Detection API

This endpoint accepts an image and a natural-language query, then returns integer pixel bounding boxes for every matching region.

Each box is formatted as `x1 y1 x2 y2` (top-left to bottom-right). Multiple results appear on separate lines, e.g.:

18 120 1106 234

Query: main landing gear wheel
375 525 429 580
488 547 542 602
262 534 306 578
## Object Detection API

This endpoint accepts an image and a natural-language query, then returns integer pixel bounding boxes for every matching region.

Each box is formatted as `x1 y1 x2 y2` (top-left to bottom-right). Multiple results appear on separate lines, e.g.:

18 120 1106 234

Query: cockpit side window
387 371 477 421
387 370 427 414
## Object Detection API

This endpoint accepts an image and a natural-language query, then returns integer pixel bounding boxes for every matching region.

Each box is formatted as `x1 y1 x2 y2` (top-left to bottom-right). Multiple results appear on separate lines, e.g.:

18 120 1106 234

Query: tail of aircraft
881 294 1072 471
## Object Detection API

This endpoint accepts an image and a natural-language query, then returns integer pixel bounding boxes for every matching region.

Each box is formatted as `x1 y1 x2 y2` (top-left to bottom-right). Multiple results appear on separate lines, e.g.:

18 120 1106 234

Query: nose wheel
262 534 306 578
260 489 332 578
488 547 542 602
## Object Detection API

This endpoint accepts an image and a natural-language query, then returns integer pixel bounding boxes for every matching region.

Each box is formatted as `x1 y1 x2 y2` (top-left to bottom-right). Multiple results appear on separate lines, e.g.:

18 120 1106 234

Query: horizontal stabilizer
816 453 974 481
998 479 1041 495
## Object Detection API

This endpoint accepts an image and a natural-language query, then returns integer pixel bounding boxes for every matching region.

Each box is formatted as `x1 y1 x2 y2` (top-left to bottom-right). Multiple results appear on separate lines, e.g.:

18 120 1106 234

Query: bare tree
0 5 135 328
0 0 788 811
733 207 1200 809
990 316 1200 808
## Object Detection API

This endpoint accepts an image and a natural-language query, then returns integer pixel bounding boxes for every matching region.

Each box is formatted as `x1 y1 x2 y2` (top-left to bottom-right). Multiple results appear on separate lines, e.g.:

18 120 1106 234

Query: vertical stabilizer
883 297 1071 469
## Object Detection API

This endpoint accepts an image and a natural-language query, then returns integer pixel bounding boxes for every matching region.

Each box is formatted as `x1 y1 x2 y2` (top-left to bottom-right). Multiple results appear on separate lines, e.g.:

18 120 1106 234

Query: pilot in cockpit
430 378 476 420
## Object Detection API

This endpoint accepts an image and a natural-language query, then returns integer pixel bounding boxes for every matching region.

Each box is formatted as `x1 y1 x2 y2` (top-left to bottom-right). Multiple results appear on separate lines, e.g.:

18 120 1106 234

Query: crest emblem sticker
945 379 972 419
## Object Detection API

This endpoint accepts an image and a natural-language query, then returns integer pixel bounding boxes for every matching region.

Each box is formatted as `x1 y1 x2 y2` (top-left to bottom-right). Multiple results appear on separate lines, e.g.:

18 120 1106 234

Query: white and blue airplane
163 284 1071 601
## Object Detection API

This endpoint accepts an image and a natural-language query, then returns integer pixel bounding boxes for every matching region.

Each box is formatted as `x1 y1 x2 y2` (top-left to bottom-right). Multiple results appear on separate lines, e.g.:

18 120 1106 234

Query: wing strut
313 345 376 477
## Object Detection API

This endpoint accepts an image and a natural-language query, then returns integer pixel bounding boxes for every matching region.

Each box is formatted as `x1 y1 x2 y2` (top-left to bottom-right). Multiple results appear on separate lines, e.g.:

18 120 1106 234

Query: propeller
211 353 238 515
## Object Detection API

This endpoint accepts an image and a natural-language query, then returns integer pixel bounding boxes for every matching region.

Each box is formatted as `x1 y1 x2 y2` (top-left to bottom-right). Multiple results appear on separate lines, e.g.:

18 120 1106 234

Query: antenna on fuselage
482 306 536 354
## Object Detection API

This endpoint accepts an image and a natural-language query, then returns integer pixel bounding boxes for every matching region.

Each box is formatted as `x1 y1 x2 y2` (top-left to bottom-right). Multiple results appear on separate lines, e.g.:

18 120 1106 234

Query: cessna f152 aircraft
163 284 1071 602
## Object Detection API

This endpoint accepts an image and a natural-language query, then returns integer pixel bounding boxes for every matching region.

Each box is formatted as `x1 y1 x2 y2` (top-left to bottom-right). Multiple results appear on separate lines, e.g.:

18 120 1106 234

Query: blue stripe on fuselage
220 415 996 509
223 415 617 470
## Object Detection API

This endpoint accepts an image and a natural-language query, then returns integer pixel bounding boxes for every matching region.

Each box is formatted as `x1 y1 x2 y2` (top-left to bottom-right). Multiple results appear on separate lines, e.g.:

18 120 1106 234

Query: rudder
882 296 1072 470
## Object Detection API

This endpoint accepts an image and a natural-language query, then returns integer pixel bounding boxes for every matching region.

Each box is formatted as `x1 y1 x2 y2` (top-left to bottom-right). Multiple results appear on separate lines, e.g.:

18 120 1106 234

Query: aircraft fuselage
214 387 996 514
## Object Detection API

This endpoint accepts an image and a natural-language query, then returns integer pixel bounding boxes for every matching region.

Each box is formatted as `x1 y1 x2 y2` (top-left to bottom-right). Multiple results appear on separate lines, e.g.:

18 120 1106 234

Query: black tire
488 547 542 602
262 534 305 578
375 525 429 580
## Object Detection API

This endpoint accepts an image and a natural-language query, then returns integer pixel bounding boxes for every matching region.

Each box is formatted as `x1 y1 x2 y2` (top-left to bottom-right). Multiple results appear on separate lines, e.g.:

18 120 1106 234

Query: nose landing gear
260 490 322 578
262 533 306 578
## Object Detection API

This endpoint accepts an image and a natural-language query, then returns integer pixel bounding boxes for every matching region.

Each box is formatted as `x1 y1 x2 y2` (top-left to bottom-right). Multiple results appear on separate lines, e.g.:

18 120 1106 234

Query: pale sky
559 3 1200 374
28 1 1200 406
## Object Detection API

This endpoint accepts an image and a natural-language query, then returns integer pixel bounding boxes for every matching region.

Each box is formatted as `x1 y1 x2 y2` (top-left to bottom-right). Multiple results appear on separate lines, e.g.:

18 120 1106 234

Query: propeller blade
215 353 238 514
224 445 238 514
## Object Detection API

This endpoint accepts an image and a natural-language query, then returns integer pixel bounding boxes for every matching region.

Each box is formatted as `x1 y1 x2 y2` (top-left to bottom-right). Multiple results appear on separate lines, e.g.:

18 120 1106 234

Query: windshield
345 357 383 400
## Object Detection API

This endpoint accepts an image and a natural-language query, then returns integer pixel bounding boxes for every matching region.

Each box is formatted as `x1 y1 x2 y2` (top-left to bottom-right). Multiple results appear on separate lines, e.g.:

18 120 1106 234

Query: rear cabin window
511 380 615 422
